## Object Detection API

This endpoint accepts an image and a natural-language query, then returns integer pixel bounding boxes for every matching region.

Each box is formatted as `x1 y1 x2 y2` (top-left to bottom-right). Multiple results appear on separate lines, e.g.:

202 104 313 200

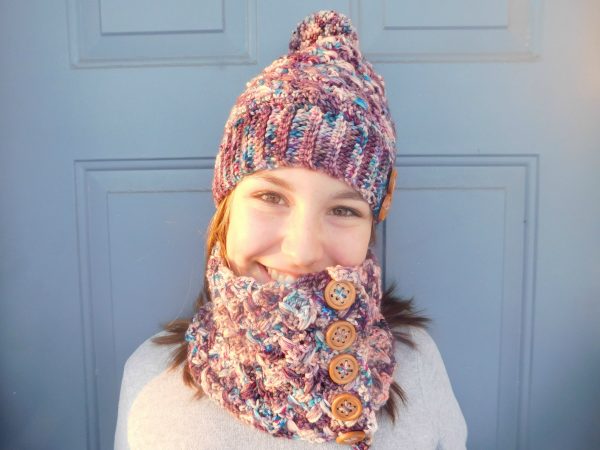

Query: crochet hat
212 10 398 222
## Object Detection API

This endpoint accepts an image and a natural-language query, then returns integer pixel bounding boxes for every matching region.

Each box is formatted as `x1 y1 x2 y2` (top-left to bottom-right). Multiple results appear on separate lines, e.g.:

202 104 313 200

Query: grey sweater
115 326 467 449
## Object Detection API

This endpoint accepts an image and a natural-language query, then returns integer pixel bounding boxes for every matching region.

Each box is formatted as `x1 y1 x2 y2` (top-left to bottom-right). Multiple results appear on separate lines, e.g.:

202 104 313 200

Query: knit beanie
212 10 398 222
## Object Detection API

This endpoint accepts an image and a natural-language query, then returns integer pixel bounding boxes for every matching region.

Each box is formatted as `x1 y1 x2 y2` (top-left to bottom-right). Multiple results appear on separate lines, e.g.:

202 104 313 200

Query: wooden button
331 393 363 421
378 168 397 222
377 193 392 221
328 353 359 384
336 431 367 445
324 280 356 310
325 320 356 351
388 168 397 193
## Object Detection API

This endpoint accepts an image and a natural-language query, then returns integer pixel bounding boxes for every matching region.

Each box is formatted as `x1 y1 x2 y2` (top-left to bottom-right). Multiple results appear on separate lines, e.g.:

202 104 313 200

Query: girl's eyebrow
331 190 364 201
253 173 291 190
253 173 365 201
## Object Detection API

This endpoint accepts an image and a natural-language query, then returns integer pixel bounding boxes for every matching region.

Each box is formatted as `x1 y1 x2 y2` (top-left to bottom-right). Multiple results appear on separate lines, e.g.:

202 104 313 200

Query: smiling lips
264 265 299 284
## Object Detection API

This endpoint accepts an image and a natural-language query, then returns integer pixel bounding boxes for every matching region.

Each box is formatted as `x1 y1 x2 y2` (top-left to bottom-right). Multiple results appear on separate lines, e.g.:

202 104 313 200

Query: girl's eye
257 192 285 205
331 206 361 217
253 192 361 217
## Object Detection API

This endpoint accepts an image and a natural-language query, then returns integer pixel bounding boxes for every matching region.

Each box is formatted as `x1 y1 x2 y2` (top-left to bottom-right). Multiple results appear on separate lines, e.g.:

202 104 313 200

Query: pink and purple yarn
211 10 397 222
186 242 396 449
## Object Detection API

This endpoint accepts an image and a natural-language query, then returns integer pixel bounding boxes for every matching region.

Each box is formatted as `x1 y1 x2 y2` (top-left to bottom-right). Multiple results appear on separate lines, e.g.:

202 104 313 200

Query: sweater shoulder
123 332 175 379
393 326 468 449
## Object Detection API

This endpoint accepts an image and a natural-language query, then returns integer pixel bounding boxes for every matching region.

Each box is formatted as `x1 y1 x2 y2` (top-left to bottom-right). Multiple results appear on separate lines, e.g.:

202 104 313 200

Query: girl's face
225 167 373 284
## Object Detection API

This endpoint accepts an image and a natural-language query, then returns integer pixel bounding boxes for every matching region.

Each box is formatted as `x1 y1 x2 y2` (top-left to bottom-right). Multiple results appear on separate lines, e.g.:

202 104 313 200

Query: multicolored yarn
212 10 397 222
185 242 396 449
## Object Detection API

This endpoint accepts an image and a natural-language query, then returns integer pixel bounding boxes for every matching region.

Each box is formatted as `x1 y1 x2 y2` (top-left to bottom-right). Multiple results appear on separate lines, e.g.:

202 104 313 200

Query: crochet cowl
186 242 396 449
212 10 397 222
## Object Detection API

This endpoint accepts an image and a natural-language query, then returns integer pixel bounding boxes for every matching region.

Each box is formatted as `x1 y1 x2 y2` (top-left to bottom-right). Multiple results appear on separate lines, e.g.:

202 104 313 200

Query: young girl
115 10 467 450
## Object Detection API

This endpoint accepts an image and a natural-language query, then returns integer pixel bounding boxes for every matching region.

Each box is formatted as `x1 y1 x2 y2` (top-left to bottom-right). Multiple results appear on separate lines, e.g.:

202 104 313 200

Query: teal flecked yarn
186 242 396 449
212 10 397 222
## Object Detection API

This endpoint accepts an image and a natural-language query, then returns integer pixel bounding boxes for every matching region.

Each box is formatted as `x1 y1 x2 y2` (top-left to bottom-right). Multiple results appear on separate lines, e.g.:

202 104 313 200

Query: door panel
1 1 599 449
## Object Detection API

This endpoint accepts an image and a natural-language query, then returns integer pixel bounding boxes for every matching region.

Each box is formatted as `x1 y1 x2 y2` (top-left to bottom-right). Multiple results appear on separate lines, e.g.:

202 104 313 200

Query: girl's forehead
240 167 360 193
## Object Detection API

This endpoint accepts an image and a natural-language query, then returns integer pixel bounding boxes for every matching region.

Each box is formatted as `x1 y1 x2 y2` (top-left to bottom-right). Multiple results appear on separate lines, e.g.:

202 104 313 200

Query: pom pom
289 10 358 52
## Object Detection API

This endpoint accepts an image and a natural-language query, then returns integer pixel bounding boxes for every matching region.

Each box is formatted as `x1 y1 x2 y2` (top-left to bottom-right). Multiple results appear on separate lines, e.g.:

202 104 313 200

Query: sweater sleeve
114 356 133 450
114 334 174 450
411 327 468 450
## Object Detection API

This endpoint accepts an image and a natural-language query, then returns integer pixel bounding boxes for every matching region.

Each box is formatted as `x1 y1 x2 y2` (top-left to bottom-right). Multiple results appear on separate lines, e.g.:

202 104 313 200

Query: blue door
1 1 599 449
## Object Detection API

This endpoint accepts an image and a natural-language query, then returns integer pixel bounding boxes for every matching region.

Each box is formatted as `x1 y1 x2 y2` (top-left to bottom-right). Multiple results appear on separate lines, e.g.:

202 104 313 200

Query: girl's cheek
323 226 371 266
232 207 283 241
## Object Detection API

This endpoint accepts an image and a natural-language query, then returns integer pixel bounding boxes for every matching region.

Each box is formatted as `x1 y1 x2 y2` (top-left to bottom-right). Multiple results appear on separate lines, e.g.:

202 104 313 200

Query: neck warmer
185 243 396 449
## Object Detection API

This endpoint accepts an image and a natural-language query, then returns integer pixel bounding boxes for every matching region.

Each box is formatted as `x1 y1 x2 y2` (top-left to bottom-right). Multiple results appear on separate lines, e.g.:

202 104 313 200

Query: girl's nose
281 213 324 271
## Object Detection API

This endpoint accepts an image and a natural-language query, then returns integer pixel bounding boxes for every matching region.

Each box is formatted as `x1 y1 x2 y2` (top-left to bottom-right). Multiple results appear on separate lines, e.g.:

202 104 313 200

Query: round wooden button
388 168 397 193
378 168 397 222
336 431 367 445
325 320 356 351
328 353 359 384
331 393 363 421
324 280 356 310
377 193 392 222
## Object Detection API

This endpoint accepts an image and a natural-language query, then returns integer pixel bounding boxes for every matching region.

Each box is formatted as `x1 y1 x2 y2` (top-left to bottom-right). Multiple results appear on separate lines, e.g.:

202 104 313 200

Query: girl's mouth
258 263 298 284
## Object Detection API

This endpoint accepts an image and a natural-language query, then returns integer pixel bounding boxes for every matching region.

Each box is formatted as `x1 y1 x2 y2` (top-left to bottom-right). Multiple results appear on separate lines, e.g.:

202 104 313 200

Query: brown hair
153 193 429 422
